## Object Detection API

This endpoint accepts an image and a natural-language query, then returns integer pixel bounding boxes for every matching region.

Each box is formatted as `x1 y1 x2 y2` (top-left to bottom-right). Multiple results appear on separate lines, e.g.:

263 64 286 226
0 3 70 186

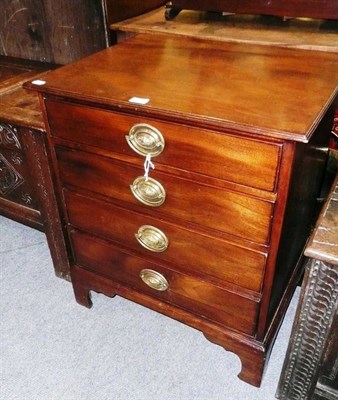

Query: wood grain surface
27 34 338 142
0 0 107 63
165 0 338 20
65 189 267 292
111 8 338 52
45 99 281 192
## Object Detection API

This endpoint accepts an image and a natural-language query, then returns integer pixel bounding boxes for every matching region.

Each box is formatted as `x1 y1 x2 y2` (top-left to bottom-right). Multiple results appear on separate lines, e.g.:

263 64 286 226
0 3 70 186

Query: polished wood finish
27 34 338 387
277 176 338 400
65 190 267 292
0 0 107 64
55 146 273 244
0 58 69 279
165 0 338 20
46 100 281 192
111 8 338 53
71 229 259 335
33 35 338 141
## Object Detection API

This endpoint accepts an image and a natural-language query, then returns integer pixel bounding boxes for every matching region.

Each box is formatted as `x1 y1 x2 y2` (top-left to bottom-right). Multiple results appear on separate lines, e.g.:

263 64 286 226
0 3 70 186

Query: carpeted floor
0 215 299 400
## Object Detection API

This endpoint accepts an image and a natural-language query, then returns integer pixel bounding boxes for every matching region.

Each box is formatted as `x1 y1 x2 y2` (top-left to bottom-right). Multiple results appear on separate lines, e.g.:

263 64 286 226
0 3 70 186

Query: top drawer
45 100 281 192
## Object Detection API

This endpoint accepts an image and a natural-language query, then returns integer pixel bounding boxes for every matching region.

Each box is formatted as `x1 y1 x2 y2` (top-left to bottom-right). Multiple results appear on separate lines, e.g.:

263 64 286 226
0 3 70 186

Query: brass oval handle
130 176 166 207
140 269 169 291
126 123 165 157
135 225 169 253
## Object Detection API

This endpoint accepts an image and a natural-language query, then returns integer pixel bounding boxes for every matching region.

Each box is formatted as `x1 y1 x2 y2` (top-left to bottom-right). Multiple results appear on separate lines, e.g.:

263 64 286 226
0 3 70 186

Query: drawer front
70 229 259 335
65 190 267 292
46 100 280 191
57 147 273 244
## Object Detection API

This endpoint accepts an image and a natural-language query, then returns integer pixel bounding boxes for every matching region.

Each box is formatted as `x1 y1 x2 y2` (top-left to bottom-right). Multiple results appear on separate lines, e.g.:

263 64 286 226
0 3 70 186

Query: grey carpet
0 215 299 400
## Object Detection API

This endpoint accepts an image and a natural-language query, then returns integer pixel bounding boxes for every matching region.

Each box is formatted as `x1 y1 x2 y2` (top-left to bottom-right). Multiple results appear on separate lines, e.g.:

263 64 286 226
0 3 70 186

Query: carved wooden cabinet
0 57 49 229
27 34 338 387
164 0 338 20
0 57 69 279
277 175 338 400
0 120 41 229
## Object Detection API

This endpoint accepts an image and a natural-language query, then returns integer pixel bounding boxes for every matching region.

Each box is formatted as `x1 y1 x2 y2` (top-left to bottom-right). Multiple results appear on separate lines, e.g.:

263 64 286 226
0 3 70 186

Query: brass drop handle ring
126 123 165 157
130 176 166 207
140 269 169 291
135 225 169 253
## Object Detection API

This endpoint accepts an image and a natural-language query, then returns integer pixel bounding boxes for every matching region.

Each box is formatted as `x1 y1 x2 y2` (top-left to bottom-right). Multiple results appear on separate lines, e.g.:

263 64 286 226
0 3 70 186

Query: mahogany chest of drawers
27 34 338 387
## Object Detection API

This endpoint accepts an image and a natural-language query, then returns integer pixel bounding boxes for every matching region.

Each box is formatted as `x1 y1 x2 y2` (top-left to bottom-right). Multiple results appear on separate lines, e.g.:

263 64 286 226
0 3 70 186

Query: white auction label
31 80 46 86
128 97 150 105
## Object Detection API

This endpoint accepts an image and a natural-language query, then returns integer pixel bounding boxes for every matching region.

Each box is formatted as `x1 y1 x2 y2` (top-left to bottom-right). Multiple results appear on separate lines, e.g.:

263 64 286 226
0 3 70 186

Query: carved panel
11 153 23 165
0 123 21 150
277 259 338 400
0 152 24 195
316 310 338 396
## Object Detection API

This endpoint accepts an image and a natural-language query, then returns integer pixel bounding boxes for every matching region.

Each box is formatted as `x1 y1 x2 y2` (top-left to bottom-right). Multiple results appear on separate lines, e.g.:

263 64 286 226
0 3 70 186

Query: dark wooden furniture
0 0 108 64
111 6 338 52
105 0 166 24
26 34 338 387
0 0 169 62
0 57 49 230
0 57 69 279
277 175 338 400
165 0 338 20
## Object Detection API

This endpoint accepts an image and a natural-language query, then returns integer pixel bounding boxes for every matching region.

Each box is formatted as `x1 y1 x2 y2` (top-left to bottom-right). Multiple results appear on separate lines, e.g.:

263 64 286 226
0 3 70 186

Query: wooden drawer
46 100 280 192
70 229 259 335
65 190 267 292
56 147 273 244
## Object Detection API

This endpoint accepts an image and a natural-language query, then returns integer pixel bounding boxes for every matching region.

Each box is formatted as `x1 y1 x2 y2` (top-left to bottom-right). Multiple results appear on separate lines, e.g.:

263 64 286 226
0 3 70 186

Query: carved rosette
21 193 33 205
11 153 23 165
0 153 24 196
0 123 21 150
278 259 338 400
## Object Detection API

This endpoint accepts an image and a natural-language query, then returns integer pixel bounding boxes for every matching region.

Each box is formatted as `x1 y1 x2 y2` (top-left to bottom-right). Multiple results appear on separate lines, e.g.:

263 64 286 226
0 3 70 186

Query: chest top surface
28 34 338 142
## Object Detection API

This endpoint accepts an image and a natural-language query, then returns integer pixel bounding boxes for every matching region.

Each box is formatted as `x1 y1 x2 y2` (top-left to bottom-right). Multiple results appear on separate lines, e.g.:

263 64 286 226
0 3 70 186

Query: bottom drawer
70 229 259 335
